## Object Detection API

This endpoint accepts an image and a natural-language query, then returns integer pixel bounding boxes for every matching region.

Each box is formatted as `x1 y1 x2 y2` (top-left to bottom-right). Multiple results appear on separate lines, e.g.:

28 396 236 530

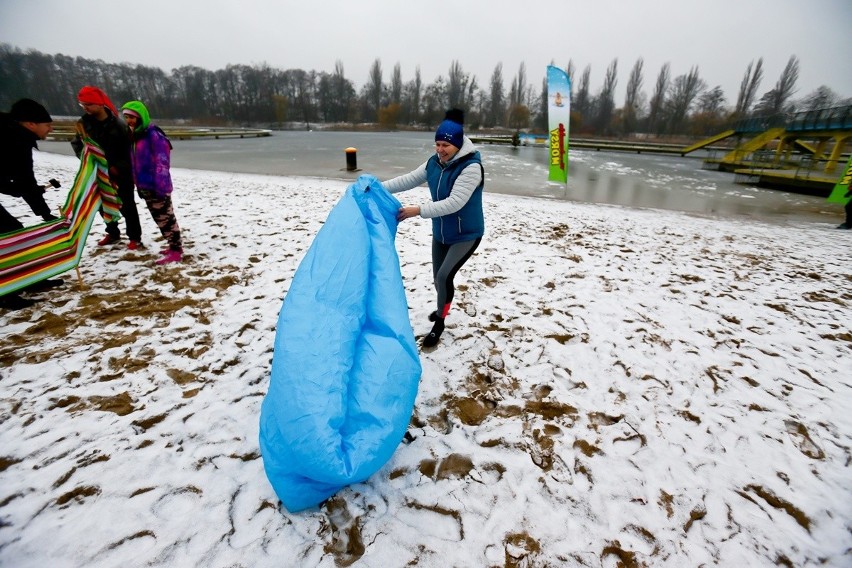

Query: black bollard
345 147 358 171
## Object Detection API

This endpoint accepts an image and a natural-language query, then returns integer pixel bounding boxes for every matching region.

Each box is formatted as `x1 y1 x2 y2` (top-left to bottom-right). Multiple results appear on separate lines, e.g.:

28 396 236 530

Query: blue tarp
259 174 422 512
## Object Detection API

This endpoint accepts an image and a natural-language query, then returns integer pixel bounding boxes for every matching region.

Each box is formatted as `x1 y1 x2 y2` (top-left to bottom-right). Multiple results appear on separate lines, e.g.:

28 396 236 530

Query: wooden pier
469 134 728 155
46 123 272 142
729 166 837 197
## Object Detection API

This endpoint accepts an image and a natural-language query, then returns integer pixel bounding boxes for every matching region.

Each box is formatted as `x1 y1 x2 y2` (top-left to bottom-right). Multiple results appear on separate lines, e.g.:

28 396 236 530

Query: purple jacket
130 126 172 197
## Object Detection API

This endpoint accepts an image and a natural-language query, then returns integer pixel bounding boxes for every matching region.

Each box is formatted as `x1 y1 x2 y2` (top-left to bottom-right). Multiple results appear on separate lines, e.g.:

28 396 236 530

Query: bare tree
623 57 644 134
510 62 527 107
332 60 354 121
421 75 446 126
287 69 317 126
447 60 468 109
524 83 537 112
365 58 383 122
594 58 618 134
775 55 800 112
734 58 763 116
754 55 799 116
799 85 840 111
317 60 354 122
475 89 488 127
537 75 548 131
402 66 422 124
665 66 705 134
693 86 727 134
390 63 402 105
646 63 670 134
697 86 726 114
775 55 800 108
565 59 574 103
465 74 479 116
488 63 505 127
573 65 591 119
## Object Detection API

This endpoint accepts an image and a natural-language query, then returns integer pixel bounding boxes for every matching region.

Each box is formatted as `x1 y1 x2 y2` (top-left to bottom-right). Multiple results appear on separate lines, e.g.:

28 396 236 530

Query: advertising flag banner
547 65 571 183
826 154 852 204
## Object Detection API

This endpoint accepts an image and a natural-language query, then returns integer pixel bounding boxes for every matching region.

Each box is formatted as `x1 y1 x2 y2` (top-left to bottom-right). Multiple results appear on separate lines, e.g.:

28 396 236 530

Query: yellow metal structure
680 129 736 154
720 128 786 164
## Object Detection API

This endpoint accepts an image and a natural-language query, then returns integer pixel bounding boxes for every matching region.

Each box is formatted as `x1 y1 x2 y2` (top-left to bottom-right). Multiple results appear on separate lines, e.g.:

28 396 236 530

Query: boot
156 249 183 265
422 318 445 348
97 233 120 246
0 293 36 310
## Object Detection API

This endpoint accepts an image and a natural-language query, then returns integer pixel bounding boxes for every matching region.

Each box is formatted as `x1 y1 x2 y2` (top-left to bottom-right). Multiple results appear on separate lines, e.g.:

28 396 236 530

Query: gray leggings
431 237 481 317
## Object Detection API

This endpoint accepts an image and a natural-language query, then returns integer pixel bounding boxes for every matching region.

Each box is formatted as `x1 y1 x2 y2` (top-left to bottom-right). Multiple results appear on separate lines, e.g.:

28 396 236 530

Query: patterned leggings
139 190 182 251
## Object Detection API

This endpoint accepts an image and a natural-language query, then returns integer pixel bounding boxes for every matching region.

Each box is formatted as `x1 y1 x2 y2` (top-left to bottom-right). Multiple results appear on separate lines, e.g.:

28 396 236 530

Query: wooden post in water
345 147 358 172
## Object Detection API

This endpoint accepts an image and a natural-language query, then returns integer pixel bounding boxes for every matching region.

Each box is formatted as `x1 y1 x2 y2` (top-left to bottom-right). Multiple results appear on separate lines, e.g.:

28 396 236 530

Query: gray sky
2 0 850 106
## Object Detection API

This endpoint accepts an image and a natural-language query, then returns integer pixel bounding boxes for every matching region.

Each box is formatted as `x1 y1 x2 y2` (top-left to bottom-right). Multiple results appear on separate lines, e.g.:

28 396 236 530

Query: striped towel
0 139 121 296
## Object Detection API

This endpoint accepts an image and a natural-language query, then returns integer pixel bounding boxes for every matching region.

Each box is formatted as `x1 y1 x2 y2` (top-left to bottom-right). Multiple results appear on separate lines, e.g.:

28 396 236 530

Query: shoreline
34 144 845 229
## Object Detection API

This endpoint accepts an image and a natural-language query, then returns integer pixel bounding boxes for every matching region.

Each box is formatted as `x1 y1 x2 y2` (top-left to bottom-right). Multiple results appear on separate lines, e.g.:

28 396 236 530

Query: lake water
39 131 842 226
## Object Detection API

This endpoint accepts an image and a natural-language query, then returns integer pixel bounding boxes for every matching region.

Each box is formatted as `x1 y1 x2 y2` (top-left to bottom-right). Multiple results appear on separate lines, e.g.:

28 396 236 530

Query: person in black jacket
71 85 143 249
0 98 57 233
0 98 64 310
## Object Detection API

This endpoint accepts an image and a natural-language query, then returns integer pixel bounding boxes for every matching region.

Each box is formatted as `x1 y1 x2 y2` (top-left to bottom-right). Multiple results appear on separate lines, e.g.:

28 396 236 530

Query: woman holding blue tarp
383 109 485 347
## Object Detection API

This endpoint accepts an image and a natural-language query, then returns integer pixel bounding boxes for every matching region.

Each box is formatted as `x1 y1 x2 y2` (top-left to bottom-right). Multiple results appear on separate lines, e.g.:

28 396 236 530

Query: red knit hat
77 85 118 116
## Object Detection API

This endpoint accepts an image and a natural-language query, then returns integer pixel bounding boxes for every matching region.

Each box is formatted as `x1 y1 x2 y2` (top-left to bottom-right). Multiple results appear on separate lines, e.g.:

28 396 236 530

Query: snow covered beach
1 151 850 567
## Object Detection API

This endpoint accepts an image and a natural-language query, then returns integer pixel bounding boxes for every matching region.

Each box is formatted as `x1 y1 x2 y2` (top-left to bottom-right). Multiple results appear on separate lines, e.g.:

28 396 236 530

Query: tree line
0 43 848 137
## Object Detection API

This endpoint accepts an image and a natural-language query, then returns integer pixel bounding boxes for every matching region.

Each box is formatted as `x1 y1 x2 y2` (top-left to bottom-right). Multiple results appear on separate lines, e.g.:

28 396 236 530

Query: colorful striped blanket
0 139 121 296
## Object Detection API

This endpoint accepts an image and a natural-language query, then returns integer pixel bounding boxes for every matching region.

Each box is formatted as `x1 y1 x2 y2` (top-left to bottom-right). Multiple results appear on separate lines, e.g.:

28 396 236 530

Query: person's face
22 121 53 140
79 101 106 119
123 114 138 129
435 140 459 163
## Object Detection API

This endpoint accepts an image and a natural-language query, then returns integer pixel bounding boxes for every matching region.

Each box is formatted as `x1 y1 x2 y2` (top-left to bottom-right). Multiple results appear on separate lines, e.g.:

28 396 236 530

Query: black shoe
42 213 58 222
0 293 36 310
837 223 851 230
21 278 64 292
422 319 445 348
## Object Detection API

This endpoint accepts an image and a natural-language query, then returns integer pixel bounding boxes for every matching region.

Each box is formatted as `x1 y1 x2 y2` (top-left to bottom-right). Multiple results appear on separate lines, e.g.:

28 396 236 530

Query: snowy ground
1 152 850 567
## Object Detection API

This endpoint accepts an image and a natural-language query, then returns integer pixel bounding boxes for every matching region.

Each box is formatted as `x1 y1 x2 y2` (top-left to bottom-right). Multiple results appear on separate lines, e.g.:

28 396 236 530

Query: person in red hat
71 85 143 249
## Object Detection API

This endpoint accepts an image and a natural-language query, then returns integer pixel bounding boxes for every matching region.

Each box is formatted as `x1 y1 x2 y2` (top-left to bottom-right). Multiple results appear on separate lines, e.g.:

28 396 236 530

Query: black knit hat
10 98 52 123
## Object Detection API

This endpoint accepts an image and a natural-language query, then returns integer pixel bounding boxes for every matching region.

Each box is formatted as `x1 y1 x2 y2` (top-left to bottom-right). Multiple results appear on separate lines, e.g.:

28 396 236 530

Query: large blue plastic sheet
259 174 422 512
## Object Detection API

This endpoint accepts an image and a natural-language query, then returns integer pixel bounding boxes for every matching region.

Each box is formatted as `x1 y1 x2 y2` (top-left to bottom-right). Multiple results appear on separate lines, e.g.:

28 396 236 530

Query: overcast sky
2 0 850 105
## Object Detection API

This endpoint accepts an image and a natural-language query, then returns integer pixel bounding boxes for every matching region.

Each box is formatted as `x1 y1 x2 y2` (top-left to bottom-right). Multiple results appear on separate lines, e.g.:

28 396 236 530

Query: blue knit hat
435 109 465 149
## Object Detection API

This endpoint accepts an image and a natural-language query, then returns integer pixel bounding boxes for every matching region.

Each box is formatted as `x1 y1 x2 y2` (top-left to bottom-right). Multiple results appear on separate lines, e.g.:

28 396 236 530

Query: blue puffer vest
425 151 485 244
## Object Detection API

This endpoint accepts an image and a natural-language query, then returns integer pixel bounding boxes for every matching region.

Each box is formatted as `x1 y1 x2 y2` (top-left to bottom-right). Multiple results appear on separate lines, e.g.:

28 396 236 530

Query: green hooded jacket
119 100 173 196
121 100 151 132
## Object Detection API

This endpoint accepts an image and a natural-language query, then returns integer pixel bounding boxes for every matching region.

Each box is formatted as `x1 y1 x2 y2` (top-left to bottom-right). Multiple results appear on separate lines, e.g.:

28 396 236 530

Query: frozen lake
39 130 841 226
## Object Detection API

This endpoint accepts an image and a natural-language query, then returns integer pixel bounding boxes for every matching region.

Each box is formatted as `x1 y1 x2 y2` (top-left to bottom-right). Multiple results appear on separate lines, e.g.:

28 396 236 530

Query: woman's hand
397 206 420 222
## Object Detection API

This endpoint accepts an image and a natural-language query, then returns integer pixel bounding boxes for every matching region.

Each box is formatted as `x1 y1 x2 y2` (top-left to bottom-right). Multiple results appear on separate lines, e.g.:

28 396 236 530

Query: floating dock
470 134 728 156
47 123 272 142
